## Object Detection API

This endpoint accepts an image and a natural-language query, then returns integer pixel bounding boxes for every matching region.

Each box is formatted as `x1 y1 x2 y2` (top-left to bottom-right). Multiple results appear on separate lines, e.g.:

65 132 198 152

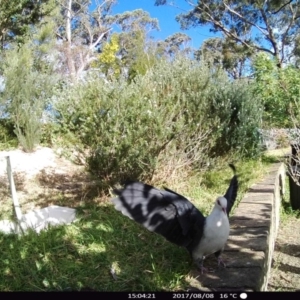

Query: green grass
279 176 300 220
0 158 272 291
0 205 190 291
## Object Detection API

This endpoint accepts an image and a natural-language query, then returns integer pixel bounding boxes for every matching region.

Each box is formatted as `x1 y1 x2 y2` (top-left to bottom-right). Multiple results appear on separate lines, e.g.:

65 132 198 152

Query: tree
92 33 121 78
195 37 253 79
1 22 59 152
292 35 300 67
113 9 160 80
0 0 54 49
253 52 300 127
155 0 300 67
157 32 192 58
54 2 161 81
54 0 118 81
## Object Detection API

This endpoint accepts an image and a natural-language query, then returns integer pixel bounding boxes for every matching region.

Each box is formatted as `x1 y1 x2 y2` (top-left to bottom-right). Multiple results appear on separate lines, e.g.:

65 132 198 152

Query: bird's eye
217 199 221 206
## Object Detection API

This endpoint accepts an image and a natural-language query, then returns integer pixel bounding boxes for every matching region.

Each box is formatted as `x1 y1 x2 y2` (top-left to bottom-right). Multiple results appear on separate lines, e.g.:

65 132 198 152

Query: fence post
6 156 23 222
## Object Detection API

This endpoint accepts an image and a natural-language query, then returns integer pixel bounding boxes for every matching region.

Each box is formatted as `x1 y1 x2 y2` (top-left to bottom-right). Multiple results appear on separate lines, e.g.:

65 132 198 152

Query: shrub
54 58 219 186
208 79 264 158
253 53 300 128
54 56 263 188
0 118 18 150
1 37 58 152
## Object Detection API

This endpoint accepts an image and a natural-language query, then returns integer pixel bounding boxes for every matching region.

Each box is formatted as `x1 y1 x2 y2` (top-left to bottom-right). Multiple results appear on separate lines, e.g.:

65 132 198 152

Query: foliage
54 57 213 186
195 37 254 79
156 33 191 58
54 56 263 188
253 53 300 127
114 9 160 81
53 2 160 81
92 34 121 78
208 79 263 158
123 30 158 81
112 9 159 32
0 25 58 152
0 0 55 48
53 0 118 80
0 119 18 150
155 0 300 67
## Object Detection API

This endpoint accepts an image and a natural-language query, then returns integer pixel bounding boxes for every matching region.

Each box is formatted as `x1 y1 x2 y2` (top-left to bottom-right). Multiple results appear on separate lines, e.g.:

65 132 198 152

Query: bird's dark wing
112 182 205 248
224 164 239 215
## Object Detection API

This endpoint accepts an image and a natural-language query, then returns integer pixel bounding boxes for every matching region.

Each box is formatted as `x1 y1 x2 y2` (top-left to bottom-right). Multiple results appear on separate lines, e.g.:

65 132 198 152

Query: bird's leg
215 250 226 268
195 256 207 274
217 256 226 267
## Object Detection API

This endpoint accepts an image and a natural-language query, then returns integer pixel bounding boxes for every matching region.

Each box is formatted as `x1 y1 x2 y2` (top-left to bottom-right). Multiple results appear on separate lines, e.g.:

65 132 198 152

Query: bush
253 53 300 128
54 56 263 188
1 40 58 152
0 118 18 150
208 79 263 158
54 58 217 186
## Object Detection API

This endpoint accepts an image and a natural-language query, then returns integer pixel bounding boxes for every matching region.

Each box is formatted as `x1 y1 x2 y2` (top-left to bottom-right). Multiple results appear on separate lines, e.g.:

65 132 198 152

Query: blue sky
110 0 219 50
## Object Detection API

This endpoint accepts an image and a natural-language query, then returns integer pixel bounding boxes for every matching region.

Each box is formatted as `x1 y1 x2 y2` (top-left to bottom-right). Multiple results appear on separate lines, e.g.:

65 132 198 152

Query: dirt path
264 148 300 291
268 211 300 291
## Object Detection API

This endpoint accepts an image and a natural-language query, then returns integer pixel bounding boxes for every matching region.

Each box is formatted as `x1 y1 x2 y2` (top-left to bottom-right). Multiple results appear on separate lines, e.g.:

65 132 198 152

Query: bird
111 164 238 273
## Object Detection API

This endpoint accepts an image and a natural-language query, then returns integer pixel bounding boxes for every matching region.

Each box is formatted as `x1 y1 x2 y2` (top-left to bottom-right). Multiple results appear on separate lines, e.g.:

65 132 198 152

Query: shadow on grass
0 166 103 218
36 169 101 203
0 204 191 291
0 173 26 198
5 169 104 213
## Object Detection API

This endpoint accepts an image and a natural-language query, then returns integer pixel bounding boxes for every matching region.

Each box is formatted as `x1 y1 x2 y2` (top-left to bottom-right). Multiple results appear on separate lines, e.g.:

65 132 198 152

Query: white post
6 156 23 222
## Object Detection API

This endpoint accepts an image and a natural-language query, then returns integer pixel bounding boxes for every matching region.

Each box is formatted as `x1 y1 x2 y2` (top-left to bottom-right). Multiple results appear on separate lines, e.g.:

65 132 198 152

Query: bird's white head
215 196 227 215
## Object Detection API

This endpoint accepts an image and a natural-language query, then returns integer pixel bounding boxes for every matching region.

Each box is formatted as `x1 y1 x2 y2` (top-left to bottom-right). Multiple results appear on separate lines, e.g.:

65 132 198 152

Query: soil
267 215 300 291
0 146 98 220
265 148 300 291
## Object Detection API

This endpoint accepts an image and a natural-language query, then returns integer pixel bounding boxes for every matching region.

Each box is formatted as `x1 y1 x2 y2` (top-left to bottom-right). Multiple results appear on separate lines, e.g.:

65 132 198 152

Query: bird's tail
228 163 236 174
224 164 238 215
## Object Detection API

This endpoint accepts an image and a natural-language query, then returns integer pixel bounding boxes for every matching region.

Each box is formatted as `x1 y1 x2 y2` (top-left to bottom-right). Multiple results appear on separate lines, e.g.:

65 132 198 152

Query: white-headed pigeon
111 164 238 273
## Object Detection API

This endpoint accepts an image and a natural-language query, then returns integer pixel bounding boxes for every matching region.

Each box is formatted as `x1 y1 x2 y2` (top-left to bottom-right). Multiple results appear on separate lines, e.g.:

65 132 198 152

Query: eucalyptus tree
195 37 254 79
54 1 161 81
53 0 119 81
0 0 54 49
155 0 300 67
157 32 192 58
111 9 160 80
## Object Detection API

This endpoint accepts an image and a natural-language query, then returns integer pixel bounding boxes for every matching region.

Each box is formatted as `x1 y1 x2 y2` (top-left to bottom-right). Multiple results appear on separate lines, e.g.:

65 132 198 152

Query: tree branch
280 3 296 64
90 28 112 49
223 1 268 37
260 8 279 60
200 2 274 55
270 0 293 14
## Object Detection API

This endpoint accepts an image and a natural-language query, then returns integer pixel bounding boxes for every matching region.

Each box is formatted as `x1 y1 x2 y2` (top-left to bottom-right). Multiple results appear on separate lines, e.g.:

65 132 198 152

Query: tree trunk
65 0 76 81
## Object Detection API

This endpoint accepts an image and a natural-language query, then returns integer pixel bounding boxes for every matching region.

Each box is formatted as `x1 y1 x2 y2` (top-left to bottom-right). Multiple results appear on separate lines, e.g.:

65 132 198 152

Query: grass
279 177 300 220
0 205 191 291
0 158 273 291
